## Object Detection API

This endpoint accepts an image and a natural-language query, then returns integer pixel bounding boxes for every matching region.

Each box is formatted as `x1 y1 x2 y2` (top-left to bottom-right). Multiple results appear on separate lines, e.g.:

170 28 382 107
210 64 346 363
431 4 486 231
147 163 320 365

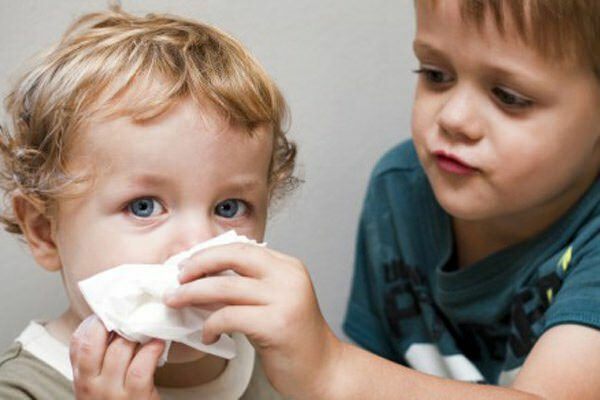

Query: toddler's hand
163 244 343 398
70 315 164 400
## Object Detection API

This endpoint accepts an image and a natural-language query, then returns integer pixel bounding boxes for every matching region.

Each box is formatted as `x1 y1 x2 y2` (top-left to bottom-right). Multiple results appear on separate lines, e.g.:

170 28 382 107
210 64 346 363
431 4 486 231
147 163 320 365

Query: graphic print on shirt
383 258 486 383
382 245 575 385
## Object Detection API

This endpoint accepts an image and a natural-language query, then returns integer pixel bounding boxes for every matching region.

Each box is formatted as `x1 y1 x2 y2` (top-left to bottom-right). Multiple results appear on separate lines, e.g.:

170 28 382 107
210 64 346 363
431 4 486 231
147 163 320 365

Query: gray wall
0 0 415 349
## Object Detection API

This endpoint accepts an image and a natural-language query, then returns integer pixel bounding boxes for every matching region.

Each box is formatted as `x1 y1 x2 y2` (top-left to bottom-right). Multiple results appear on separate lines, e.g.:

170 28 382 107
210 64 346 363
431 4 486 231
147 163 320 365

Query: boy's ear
13 193 62 272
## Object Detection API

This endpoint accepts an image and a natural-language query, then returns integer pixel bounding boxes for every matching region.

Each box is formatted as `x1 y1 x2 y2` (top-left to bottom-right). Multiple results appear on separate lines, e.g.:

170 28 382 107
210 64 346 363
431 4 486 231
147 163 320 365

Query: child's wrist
305 328 347 400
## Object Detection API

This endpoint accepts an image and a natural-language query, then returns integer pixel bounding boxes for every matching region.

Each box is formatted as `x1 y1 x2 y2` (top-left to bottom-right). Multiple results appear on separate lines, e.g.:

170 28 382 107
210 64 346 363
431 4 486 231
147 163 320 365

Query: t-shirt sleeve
0 384 33 400
0 345 37 400
0 344 73 400
543 249 600 332
343 182 398 361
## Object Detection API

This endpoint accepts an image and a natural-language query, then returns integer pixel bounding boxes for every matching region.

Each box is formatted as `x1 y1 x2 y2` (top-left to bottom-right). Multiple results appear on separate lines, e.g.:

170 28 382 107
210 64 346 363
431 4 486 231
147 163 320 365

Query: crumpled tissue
78 230 263 365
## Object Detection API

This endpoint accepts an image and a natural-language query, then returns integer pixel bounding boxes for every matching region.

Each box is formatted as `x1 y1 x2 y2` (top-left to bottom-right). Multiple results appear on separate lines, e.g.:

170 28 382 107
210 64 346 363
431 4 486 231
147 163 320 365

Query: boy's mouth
432 150 478 175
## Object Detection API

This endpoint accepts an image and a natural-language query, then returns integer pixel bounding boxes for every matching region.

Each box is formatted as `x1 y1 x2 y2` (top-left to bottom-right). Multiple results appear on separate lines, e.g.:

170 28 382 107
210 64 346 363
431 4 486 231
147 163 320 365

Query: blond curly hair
0 6 298 234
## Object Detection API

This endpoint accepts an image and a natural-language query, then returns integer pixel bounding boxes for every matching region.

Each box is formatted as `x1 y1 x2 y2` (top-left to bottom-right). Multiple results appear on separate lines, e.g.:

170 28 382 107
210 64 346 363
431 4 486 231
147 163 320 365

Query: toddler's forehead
68 99 272 178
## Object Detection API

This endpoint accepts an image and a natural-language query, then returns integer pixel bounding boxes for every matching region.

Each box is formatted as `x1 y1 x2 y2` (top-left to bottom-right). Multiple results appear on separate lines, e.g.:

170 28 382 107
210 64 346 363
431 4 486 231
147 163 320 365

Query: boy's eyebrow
483 65 540 85
412 40 442 57
412 39 550 90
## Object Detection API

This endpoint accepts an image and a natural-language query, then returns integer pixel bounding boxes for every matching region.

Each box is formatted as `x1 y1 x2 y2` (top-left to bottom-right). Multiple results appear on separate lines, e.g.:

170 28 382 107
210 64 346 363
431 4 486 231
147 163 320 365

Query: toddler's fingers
70 315 109 379
125 339 165 395
101 335 138 385
178 243 276 282
164 275 267 308
201 305 266 345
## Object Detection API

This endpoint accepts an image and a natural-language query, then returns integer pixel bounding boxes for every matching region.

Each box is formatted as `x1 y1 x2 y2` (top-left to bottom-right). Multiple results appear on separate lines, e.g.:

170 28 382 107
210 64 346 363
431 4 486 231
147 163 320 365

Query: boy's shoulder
371 140 422 180
365 140 430 208
0 341 73 399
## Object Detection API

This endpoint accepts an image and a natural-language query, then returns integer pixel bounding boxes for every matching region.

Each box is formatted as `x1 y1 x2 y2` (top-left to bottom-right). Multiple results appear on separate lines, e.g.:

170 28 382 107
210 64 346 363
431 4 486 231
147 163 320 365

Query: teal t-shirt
343 140 600 385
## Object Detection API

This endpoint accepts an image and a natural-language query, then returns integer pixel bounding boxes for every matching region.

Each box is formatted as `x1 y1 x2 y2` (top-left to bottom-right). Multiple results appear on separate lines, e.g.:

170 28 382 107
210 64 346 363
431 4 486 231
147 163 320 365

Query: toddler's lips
433 151 478 176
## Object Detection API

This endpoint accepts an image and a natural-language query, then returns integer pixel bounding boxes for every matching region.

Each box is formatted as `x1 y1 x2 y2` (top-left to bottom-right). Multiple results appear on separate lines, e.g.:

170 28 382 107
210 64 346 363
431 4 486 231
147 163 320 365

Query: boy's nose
437 86 484 143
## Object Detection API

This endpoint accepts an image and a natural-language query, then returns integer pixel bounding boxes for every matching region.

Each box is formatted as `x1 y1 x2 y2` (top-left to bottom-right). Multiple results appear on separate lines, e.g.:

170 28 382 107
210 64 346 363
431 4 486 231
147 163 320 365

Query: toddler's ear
13 193 61 272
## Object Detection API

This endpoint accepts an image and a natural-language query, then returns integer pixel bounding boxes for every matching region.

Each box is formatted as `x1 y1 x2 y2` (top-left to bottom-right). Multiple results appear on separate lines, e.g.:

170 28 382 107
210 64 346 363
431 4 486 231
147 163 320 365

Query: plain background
0 0 415 349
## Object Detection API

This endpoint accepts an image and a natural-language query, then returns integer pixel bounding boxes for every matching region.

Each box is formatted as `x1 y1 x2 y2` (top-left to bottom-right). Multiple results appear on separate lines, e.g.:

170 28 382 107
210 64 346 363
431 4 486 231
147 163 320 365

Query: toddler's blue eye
128 198 162 218
215 199 247 219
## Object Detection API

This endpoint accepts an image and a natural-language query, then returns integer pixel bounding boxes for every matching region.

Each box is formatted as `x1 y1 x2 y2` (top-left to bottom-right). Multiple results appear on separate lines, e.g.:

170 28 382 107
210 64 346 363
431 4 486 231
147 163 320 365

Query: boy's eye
414 67 453 84
127 197 164 218
215 199 248 219
492 87 533 108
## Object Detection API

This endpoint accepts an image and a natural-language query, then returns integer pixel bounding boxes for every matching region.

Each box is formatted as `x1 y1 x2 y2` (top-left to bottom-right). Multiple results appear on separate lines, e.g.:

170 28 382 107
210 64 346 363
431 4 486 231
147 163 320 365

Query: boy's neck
452 175 596 268
45 309 227 388
452 218 525 268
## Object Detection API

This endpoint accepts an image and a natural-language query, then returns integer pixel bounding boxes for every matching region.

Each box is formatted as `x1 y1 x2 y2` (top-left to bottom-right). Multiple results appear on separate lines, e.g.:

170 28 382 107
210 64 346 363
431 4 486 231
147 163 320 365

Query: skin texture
164 2 600 400
15 96 274 396
14 2 600 398
411 1 600 266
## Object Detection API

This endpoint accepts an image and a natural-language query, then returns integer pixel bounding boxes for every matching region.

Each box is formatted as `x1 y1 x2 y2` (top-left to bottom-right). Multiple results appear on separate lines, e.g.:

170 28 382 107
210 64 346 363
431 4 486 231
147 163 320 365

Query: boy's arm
165 244 600 400
511 324 600 399
324 323 600 400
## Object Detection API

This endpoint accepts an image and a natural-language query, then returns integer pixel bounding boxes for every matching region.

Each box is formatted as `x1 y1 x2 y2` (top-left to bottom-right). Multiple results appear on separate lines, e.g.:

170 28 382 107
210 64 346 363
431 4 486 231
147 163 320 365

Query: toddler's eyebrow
126 173 173 189
123 174 263 193
221 177 264 194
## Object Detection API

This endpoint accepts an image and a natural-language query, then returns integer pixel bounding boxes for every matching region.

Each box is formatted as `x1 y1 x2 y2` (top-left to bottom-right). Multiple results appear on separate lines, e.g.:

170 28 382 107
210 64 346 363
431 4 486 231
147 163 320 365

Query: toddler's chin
165 342 208 364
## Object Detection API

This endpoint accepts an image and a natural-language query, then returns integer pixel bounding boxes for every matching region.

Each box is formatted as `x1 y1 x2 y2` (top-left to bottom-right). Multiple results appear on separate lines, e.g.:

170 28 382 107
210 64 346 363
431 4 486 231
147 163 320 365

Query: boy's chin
165 342 208 364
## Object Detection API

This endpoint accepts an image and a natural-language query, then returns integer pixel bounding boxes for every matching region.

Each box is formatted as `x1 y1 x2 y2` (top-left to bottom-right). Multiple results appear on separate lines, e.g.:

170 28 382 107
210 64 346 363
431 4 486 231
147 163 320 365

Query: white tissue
78 230 263 365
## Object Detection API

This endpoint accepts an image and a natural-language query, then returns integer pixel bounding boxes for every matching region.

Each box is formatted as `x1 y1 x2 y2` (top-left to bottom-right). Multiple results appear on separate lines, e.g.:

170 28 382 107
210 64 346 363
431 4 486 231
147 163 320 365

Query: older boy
0 6 296 399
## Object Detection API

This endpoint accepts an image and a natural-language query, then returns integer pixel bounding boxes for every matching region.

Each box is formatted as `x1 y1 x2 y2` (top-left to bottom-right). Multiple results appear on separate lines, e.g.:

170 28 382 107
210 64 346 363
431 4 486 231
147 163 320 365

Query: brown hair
423 0 600 79
0 6 298 234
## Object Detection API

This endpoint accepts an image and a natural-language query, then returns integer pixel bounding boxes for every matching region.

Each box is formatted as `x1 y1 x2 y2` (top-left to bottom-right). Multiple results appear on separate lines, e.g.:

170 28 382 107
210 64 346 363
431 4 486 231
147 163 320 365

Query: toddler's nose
162 219 219 262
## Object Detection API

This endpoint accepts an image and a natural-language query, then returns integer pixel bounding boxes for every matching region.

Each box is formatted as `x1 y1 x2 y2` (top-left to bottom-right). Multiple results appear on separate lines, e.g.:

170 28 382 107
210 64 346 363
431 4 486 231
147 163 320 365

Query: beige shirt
0 321 285 400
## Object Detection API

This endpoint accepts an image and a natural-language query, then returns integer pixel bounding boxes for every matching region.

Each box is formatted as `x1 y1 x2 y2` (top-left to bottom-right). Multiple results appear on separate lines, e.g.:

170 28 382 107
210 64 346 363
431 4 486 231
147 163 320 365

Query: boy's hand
70 315 165 400
163 244 343 398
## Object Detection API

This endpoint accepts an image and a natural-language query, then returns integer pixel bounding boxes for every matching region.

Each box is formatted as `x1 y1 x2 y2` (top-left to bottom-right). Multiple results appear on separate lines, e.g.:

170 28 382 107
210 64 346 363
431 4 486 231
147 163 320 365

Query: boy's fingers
125 339 165 395
101 336 138 384
201 305 265 345
178 243 276 281
70 315 109 379
164 276 267 308
267 247 303 265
